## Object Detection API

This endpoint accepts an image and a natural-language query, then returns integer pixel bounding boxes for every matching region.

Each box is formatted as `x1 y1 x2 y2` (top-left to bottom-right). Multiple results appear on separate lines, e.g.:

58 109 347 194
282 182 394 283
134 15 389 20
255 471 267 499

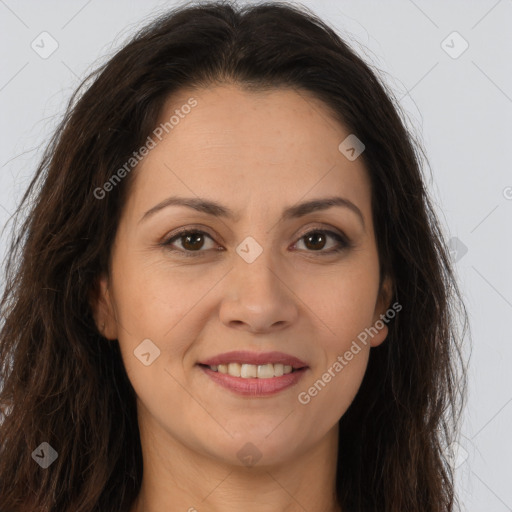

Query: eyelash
160 227 351 258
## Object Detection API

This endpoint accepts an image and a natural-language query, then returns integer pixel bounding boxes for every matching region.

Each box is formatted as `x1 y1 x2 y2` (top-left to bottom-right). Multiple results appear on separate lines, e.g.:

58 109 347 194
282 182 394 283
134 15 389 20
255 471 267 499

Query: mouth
196 350 309 397
198 362 305 379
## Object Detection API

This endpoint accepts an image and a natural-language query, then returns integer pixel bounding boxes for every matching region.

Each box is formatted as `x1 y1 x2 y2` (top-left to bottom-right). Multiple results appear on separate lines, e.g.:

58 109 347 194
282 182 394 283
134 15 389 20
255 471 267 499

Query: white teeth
240 364 257 378
257 363 274 379
228 362 241 377
208 362 297 378
274 363 284 377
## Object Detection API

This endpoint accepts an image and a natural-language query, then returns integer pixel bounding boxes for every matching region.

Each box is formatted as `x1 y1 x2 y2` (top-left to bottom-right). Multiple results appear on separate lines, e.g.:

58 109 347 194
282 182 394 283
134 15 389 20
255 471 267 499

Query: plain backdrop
1 0 511 510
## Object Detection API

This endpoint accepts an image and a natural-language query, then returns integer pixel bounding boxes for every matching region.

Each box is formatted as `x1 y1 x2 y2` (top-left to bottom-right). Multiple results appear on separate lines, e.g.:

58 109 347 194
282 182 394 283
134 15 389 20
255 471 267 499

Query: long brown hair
0 1 469 511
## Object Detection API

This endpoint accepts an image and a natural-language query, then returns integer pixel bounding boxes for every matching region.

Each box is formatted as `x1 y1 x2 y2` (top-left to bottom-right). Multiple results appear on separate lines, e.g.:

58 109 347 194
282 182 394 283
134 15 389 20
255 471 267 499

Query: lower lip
199 365 308 397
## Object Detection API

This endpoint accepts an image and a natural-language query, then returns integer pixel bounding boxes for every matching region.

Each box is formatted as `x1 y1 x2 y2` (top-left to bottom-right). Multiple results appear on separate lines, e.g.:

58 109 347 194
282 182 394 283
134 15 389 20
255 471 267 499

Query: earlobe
369 324 389 348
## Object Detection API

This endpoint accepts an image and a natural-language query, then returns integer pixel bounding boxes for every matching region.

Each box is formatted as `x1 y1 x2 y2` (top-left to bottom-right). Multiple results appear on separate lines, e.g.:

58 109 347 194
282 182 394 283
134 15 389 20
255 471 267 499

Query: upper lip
198 350 308 369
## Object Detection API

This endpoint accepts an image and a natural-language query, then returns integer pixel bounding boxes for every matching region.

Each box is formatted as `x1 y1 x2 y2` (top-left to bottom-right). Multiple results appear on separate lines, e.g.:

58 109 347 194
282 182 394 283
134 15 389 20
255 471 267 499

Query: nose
218 248 299 334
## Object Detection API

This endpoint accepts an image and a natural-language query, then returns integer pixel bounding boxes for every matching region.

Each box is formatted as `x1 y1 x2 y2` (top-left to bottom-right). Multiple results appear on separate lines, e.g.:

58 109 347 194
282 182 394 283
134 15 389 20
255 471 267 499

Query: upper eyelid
162 225 348 248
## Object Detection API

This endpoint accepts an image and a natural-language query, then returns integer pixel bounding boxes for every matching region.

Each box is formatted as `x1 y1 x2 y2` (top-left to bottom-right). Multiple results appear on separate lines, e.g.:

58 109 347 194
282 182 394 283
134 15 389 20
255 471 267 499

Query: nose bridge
219 232 298 331
233 233 284 298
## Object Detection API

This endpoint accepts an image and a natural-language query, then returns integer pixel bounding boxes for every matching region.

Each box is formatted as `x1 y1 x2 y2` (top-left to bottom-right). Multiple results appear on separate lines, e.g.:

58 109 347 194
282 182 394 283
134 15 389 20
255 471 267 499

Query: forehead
126 84 372 227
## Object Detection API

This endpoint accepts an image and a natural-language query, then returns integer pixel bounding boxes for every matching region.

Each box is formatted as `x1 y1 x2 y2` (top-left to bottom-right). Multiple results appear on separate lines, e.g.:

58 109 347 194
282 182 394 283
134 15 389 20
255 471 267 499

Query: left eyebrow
280 196 365 230
139 195 365 230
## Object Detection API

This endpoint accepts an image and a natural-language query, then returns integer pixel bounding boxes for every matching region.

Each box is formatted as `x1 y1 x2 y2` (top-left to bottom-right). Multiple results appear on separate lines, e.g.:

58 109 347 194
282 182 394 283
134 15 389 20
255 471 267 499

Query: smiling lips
198 350 309 396
208 362 294 378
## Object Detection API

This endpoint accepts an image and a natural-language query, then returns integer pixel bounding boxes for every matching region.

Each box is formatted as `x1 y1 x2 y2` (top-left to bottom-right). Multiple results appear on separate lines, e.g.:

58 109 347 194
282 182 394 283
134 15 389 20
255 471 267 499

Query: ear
88 272 119 340
369 274 394 348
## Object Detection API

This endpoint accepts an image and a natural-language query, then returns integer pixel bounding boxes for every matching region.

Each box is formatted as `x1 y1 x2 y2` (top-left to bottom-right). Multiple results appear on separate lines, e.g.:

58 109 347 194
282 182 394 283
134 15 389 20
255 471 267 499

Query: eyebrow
139 195 365 229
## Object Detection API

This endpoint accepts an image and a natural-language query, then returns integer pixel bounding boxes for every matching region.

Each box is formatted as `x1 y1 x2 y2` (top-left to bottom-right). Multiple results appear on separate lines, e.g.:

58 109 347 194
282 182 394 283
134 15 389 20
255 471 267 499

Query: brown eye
161 228 350 258
180 232 207 251
294 230 349 254
303 231 328 250
162 230 217 256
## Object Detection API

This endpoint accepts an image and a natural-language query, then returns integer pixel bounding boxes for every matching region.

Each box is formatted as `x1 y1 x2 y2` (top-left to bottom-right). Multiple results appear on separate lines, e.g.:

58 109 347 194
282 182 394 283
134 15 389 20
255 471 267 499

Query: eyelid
160 223 351 256
294 224 348 243
160 224 218 244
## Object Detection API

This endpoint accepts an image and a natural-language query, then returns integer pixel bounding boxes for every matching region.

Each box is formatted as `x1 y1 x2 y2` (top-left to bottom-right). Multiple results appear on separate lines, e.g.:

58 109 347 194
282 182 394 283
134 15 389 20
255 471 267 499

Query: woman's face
93 84 392 467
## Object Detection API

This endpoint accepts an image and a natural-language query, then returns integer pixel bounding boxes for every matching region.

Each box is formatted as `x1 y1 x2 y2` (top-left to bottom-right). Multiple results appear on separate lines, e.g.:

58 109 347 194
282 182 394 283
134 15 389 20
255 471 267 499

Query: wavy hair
0 1 469 511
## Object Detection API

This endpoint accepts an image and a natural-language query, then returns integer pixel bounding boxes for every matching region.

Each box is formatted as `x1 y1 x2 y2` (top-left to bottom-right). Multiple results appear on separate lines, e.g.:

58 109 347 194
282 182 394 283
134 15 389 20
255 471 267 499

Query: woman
0 1 469 511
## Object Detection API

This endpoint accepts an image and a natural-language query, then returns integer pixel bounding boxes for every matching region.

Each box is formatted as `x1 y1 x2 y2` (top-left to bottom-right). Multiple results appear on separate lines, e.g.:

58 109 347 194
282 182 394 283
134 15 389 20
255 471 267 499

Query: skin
91 83 393 512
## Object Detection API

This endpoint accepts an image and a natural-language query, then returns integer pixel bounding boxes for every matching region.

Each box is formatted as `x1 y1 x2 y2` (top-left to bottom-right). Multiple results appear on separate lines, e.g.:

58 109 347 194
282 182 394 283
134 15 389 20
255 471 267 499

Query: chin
199 425 309 467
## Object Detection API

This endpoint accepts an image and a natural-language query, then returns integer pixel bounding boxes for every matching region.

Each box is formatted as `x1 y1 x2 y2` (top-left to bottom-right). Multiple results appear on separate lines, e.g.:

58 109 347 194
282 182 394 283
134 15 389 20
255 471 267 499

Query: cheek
111 252 205 337
110 254 227 390
107 255 187 383
291 265 378 420
296 342 370 434
308 265 380 350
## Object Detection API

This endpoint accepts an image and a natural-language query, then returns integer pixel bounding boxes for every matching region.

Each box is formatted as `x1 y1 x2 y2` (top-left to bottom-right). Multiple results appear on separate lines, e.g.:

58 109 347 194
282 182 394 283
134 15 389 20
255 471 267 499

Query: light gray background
1 0 511 510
